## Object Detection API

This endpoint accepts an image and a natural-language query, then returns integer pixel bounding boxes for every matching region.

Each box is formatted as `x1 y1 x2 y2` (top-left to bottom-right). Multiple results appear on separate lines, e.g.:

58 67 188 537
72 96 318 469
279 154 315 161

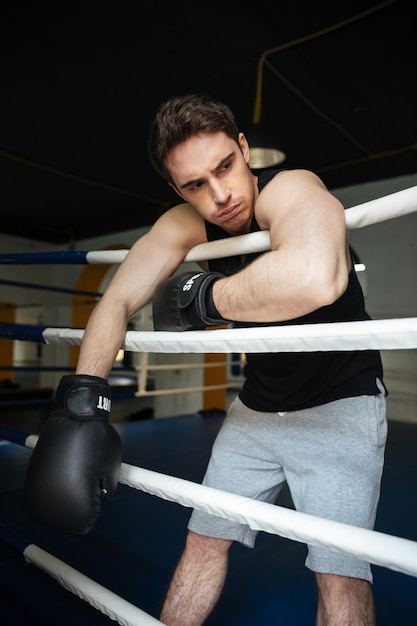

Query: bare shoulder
259 169 327 197
131 202 207 262
153 202 207 246
255 169 344 230
158 202 206 229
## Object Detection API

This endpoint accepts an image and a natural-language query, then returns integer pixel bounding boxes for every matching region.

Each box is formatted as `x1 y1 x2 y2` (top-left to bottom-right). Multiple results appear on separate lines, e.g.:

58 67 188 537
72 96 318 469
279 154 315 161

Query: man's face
166 131 257 235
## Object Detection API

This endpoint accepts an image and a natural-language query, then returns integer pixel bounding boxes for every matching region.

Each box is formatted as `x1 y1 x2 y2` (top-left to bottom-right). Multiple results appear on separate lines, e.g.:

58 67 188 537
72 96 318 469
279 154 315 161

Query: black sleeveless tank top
205 169 384 411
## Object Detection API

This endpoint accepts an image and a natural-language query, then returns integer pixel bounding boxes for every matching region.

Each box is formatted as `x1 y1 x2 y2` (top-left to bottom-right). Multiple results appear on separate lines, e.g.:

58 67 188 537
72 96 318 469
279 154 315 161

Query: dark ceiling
1 0 415 244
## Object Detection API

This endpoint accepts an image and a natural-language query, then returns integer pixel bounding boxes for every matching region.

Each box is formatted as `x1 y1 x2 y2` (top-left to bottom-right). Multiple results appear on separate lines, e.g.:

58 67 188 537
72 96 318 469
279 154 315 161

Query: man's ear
238 132 250 164
169 182 185 200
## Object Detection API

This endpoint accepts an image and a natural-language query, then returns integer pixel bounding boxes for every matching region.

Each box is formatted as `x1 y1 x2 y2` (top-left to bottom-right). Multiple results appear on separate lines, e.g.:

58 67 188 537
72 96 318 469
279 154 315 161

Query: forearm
75 298 131 379
212 247 348 323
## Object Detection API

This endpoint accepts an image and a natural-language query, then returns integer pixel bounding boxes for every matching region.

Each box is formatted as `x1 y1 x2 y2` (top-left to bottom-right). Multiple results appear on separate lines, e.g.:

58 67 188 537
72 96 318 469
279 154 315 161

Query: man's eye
190 181 203 191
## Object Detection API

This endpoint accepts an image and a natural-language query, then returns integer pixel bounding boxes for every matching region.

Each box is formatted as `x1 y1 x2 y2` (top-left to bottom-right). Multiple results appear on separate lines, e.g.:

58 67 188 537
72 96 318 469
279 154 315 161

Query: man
26 94 387 625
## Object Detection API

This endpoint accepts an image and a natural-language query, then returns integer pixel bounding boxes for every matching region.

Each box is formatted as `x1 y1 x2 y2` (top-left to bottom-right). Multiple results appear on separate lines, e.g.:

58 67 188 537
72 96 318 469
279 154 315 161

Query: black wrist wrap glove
23 375 122 534
152 271 229 331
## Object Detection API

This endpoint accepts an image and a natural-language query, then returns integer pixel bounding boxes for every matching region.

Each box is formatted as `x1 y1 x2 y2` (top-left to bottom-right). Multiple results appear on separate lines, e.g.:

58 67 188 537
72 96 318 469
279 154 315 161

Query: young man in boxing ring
24 94 387 626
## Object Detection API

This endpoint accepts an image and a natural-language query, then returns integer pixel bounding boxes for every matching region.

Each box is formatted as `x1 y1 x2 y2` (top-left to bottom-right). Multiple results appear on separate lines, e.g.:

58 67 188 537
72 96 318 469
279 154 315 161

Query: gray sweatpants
188 382 387 581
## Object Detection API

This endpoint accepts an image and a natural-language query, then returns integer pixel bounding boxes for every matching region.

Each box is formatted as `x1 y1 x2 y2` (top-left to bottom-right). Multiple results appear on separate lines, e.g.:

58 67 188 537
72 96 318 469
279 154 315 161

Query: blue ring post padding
0 524 30 554
0 424 31 446
0 323 47 343
0 251 90 265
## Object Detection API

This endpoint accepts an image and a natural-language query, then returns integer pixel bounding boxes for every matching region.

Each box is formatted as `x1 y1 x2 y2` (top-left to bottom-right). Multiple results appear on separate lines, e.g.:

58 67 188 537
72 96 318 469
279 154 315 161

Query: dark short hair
147 94 240 183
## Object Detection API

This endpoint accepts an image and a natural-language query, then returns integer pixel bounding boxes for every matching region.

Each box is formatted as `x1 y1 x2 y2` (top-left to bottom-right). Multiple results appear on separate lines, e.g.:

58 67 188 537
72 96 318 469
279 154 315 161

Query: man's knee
315 572 374 613
315 573 375 625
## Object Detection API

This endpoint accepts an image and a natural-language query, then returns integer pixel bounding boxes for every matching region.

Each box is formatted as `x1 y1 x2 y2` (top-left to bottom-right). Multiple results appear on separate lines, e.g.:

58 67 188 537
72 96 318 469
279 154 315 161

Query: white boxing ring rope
5 316 415 401
46 183 416 266
183 183 417 264
18 433 417 579
119 466 417 579
40 317 417 355
21 541 164 626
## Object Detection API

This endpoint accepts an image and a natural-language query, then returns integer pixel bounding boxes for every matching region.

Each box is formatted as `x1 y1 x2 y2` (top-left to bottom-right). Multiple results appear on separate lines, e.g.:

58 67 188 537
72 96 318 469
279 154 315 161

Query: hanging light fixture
248 50 286 169
247 124 286 169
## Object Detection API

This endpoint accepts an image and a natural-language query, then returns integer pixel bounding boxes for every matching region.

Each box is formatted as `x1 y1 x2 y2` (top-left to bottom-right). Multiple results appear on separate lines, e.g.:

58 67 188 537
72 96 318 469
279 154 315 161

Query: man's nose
211 180 231 204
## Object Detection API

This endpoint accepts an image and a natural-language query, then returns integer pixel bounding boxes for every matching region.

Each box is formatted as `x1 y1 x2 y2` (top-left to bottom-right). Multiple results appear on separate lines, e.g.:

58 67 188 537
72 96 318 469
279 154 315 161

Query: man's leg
315 573 375 626
160 531 233 626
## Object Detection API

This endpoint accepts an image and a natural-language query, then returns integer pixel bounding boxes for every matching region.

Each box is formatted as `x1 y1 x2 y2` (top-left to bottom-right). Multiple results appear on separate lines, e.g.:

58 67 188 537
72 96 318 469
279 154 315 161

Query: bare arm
75 203 207 378
212 169 350 322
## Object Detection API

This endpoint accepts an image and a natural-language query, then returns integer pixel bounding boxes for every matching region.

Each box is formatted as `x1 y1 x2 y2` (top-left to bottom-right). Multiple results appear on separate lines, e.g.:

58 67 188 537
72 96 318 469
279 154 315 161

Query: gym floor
0 408 416 625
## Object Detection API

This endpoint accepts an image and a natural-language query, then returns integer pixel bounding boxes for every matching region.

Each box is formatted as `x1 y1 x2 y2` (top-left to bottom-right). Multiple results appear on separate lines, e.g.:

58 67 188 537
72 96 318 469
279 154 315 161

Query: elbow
310 265 349 309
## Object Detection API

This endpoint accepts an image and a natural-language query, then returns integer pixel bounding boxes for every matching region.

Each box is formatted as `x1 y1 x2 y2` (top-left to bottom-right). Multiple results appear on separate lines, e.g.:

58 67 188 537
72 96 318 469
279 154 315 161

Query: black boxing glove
152 271 229 331
23 375 122 534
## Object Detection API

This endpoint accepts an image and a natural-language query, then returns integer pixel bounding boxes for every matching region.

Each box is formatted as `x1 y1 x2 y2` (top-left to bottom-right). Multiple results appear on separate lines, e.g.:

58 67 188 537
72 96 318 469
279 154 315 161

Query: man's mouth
219 204 239 220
